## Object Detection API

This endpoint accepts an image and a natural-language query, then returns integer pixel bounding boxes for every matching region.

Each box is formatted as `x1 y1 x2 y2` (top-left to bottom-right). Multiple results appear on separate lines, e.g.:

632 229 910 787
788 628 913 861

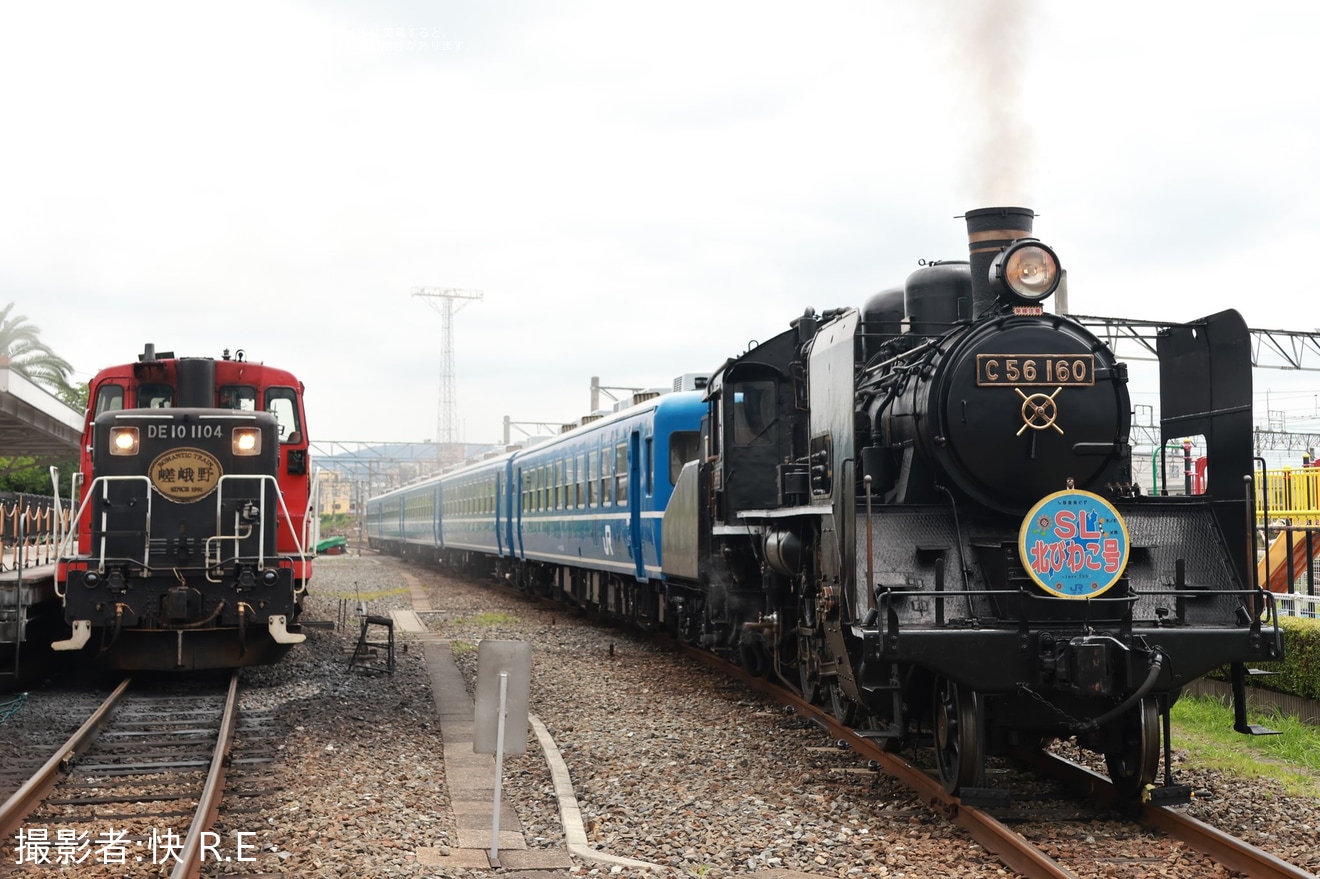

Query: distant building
317 470 353 517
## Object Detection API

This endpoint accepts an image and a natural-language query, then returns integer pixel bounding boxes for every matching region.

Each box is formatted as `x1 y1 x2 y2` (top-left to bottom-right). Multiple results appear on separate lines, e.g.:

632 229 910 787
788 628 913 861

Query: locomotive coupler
1038 633 1130 698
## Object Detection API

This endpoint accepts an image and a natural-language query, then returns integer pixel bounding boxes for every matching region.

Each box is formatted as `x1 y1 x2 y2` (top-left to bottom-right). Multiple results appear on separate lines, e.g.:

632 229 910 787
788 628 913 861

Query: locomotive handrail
859 337 939 379
302 470 320 561
207 473 310 575
57 473 309 583
54 475 154 577
48 465 61 557
211 473 271 570
874 585 1280 630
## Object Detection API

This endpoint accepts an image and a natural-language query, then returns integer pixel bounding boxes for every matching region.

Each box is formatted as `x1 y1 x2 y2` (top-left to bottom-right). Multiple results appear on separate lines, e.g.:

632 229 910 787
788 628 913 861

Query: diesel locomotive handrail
300 470 320 569
58 473 309 577
53 475 154 575
210 473 274 570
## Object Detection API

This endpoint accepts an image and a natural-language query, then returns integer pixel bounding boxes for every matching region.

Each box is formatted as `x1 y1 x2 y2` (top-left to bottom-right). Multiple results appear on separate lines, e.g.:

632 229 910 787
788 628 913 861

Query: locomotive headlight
233 427 262 456
993 240 1061 302
109 426 139 456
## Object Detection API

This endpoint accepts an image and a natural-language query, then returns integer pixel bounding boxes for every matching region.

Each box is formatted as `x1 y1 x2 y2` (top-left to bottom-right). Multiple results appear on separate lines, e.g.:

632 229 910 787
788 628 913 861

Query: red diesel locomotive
53 344 313 670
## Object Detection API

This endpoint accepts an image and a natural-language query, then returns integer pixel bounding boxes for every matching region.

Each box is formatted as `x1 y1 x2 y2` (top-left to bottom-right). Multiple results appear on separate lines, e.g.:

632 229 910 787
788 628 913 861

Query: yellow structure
316 470 353 518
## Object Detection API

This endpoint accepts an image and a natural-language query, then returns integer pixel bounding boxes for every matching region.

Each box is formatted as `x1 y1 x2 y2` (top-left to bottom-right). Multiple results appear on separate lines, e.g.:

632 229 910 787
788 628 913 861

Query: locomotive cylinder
763 530 802 578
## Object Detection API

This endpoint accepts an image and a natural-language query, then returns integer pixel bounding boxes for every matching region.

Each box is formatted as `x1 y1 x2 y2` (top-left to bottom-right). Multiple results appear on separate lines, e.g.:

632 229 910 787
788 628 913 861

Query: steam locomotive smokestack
965 206 1035 317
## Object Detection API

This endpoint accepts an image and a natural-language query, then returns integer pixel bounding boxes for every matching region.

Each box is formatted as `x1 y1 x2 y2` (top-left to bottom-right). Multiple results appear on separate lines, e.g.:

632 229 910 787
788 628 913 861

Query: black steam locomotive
660 207 1282 798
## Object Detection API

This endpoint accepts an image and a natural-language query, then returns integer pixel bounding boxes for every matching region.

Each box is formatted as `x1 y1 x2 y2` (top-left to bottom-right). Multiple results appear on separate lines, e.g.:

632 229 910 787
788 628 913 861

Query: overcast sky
4 1 1320 451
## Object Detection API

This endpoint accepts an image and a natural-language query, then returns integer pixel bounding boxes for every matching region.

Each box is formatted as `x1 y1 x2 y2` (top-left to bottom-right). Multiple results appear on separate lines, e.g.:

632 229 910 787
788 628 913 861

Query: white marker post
492 671 507 859
474 640 531 868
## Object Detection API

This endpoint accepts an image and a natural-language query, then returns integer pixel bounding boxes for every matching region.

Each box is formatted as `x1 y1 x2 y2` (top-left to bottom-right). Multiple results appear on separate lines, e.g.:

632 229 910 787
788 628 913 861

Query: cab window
94 384 124 416
265 387 303 443
220 385 257 411
731 380 776 446
137 384 173 408
669 431 700 486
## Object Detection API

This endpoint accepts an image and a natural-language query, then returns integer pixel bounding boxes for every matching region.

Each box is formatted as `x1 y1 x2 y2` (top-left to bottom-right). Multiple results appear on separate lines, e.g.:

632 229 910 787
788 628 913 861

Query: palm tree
0 302 74 397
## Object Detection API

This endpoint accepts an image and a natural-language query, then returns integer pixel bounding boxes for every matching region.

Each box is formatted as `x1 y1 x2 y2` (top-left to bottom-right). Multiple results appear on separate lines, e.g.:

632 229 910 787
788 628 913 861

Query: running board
1230 661 1282 735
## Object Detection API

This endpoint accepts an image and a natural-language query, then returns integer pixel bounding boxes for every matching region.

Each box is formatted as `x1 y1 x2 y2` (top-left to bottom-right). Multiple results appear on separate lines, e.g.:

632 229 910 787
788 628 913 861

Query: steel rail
0 676 132 838
676 645 1079 879
1027 750 1316 879
171 670 240 879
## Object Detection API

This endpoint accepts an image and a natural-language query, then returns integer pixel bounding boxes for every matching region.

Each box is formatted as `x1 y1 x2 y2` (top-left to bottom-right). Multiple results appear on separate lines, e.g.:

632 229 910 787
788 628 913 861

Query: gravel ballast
4 552 1318 878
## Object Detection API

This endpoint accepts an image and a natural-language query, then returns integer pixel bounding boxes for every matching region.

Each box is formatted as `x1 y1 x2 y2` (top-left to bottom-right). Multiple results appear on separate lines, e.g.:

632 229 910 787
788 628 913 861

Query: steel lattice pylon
412 287 483 460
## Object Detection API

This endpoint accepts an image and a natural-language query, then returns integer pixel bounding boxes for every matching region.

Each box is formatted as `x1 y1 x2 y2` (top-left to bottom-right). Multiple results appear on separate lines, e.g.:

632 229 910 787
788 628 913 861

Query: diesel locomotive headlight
109 426 139 456
992 240 1061 302
233 427 262 456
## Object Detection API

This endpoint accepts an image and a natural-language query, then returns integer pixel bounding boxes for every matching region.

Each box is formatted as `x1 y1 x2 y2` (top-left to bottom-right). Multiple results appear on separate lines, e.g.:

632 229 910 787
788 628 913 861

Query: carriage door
433 483 442 549
495 473 504 556
628 432 644 581
436 484 445 549
514 467 524 558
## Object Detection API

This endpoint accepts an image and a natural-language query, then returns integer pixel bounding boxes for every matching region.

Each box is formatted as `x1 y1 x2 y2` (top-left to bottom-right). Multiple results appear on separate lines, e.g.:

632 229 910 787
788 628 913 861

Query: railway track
0 673 241 878
675 640 1318 879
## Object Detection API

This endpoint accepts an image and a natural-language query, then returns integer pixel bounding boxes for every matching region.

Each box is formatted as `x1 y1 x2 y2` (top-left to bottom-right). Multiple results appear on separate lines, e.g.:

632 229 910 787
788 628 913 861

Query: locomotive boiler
661 207 1282 798
52 345 313 670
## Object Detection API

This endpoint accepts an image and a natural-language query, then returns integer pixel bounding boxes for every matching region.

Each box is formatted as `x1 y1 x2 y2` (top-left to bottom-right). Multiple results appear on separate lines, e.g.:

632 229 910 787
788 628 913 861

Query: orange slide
1256 530 1320 593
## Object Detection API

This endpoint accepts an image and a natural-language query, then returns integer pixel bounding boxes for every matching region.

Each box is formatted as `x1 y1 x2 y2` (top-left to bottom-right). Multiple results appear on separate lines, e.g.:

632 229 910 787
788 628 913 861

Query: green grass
1171 694 1320 796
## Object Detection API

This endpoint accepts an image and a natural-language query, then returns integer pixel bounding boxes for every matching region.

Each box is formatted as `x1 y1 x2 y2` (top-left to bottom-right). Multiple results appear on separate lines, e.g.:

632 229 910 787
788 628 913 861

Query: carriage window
94 384 124 416
137 383 173 408
615 444 628 504
219 385 257 411
587 451 598 507
732 380 776 446
645 437 654 496
600 449 611 507
669 431 701 486
265 387 302 443
577 454 586 508
555 460 564 510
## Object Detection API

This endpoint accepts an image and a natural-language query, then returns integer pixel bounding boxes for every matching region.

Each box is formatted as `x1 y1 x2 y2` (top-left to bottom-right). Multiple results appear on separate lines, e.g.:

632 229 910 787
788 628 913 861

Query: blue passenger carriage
363 490 405 554
438 452 515 561
363 389 705 625
364 452 514 563
509 392 703 622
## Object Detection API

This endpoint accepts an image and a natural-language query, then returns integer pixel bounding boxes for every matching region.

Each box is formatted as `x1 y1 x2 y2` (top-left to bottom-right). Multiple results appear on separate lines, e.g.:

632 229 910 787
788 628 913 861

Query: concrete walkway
391 571 821 878
391 597 573 873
